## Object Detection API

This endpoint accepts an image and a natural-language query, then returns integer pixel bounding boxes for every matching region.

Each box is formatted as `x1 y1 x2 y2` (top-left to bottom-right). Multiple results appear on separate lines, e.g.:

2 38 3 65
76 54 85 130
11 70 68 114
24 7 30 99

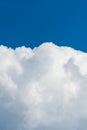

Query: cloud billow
0 43 87 130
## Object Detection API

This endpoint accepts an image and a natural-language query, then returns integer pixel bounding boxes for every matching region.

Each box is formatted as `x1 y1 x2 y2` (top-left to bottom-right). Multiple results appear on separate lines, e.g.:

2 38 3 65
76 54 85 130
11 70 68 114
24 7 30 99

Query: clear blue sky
0 0 87 51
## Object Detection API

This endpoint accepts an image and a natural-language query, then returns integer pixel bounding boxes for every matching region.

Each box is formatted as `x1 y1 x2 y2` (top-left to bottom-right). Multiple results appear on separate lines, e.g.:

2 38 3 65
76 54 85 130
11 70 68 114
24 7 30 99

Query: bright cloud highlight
0 42 87 130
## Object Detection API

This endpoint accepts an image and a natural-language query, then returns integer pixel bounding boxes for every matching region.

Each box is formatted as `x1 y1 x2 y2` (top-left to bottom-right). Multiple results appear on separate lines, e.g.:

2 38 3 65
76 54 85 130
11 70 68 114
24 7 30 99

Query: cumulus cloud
0 42 87 130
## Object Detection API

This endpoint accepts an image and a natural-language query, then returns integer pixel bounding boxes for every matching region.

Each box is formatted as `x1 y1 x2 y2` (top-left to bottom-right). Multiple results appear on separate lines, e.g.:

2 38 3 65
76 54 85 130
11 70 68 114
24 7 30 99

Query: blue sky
0 0 87 51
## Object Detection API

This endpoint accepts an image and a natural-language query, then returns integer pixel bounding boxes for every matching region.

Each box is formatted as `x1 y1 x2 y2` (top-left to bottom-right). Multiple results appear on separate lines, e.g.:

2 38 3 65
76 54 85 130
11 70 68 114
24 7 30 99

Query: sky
1 0 87 130
0 0 87 51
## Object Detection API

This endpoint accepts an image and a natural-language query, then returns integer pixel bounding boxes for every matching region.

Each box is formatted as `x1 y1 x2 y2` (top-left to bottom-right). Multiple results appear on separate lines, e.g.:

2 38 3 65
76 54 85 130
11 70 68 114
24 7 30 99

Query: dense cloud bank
0 42 87 130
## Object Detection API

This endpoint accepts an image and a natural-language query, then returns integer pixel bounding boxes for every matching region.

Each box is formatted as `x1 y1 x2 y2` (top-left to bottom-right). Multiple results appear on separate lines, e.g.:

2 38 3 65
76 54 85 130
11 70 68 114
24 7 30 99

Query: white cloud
0 42 87 130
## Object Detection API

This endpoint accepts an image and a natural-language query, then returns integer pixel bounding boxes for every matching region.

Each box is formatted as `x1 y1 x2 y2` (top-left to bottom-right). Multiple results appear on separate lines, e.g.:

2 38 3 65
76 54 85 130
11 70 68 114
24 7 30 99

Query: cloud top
0 42 87 130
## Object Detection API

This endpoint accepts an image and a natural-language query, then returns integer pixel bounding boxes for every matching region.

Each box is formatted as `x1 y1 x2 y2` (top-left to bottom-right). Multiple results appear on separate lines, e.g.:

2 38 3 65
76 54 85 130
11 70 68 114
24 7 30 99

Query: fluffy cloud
0 42 87 130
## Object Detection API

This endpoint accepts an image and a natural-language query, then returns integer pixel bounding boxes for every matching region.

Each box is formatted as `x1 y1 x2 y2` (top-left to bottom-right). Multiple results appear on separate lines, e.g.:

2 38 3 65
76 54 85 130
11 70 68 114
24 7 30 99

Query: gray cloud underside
0 42 87 130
